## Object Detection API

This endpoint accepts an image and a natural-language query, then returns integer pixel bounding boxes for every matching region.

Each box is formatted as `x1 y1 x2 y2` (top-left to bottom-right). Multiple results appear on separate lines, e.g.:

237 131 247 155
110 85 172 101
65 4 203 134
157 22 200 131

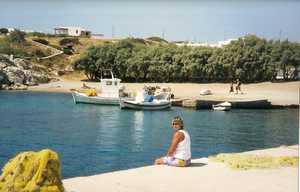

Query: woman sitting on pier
154 116 191 167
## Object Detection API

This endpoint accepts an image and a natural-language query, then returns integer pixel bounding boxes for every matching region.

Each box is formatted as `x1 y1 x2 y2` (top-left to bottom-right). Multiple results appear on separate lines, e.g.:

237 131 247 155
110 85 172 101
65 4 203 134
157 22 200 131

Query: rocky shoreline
0 54 54 90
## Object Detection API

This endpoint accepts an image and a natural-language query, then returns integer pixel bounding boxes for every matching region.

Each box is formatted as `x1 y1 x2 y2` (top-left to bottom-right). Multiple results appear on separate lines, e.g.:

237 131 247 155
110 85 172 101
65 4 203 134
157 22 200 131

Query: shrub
73 35 300 83
9 30 26 44
33 38 49 45
0 28 9 35
0 38 27 56
59 37 79 47
125 38 146 45
0 38 11 54
46 33 56 37
26 32 46 37
62 47 74 55
33 49 46 57
147 36 168 43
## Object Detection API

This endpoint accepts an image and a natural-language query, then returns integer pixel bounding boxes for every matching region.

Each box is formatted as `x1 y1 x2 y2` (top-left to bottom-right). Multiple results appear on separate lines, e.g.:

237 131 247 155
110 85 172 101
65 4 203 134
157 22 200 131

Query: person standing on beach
154 116 191 167
235 79 243 94
229 81 234 94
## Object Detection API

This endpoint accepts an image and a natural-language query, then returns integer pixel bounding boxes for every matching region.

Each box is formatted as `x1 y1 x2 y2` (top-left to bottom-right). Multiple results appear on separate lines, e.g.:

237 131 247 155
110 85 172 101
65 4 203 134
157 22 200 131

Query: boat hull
120 100 171 110
72 91 120 105
212 105 231 111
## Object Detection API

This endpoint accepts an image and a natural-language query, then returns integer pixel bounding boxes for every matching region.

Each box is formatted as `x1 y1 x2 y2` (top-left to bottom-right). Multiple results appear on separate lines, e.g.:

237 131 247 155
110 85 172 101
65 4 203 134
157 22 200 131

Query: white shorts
163 156 191 167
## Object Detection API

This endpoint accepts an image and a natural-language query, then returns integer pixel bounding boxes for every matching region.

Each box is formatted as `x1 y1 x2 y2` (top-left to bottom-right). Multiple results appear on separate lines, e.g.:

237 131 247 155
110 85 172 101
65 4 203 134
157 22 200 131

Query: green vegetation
26 32 61 38
0 30 36 57
59 37 79 46
32 38 49 45
26 31 47 37
146 36 169 43
1 30 299 82
0 38 27 57
73 35 300 82
0 30 55 59
9 30 26 44
0 28 8 35
59 37 80 55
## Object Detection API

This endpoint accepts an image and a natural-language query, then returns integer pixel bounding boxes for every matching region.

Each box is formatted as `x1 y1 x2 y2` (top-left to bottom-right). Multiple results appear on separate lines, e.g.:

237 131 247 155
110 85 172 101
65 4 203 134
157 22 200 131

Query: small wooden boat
212 101 231 111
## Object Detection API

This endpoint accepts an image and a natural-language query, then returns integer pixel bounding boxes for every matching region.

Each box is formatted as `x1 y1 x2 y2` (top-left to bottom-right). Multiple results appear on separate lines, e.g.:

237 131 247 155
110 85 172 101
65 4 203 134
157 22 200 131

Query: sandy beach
63 145 299 192
28 78 299 106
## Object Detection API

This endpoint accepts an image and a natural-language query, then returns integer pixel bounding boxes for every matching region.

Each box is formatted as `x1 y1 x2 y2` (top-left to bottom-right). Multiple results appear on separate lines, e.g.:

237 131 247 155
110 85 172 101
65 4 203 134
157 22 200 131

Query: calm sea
0 91 298 178
0 0 300 42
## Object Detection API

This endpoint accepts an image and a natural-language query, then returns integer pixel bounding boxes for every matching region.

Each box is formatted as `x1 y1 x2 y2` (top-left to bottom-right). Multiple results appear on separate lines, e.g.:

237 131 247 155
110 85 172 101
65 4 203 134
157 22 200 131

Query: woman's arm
166 131 184 157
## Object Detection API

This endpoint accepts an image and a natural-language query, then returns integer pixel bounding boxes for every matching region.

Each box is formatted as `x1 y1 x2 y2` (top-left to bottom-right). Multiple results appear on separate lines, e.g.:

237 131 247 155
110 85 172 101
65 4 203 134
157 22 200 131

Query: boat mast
101 69 114 80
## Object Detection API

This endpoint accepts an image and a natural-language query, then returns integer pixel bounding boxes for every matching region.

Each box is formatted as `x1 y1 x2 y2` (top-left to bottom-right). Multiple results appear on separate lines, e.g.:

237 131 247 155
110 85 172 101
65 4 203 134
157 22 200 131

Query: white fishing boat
72 70 132 105
72 91 121 105
120 90 171 110
212 101 232 111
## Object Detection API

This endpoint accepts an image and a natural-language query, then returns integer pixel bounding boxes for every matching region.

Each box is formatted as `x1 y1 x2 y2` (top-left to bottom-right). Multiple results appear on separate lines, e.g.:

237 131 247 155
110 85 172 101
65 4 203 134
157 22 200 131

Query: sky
0 0 299 43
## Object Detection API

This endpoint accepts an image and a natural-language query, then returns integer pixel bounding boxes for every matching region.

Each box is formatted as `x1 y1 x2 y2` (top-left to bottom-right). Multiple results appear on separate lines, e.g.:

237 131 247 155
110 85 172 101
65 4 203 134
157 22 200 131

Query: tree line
73 35 300 83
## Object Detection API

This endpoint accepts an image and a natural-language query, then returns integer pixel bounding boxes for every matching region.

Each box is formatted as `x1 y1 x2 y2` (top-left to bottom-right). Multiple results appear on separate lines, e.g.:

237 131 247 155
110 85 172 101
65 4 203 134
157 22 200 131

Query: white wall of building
66 27 83 36
175 38 237 48
54 27 90 36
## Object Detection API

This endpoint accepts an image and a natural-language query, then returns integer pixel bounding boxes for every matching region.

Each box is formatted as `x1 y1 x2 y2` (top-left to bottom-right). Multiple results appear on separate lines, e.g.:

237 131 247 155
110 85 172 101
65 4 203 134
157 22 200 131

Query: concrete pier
172 99 289 109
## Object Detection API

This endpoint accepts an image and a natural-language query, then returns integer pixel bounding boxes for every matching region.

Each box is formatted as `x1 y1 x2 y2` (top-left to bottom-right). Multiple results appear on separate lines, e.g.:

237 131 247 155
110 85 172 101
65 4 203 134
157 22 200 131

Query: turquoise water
1 0 300 42
0 91 298 178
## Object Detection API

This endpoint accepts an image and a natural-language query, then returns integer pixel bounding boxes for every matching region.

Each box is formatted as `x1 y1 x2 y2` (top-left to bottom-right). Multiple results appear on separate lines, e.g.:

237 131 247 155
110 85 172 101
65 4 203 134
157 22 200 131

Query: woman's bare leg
154 157 165 165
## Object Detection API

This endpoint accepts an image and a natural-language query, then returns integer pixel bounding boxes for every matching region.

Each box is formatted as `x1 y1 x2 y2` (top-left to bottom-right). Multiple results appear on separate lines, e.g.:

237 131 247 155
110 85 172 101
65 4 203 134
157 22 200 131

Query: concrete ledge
63 145 298 192
177 99 288 109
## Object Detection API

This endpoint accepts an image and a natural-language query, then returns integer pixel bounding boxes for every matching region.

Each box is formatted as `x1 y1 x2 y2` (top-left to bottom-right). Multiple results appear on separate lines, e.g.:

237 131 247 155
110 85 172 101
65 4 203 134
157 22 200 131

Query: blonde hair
172 116 184 129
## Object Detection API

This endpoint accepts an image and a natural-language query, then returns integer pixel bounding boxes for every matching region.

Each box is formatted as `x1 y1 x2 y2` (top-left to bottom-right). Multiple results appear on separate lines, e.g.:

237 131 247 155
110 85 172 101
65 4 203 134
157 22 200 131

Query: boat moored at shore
120 88 172 110
72 70 133 105
212 101 232 111
72 91 121 105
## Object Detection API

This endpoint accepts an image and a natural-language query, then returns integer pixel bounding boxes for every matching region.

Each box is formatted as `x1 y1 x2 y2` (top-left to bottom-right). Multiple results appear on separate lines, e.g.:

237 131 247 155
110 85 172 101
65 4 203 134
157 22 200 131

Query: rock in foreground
0 149 64 192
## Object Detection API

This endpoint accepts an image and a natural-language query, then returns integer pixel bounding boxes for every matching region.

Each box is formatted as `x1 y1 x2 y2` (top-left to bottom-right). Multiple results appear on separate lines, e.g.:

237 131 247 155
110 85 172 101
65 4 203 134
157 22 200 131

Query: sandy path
28 79 299 105
63 145 298 192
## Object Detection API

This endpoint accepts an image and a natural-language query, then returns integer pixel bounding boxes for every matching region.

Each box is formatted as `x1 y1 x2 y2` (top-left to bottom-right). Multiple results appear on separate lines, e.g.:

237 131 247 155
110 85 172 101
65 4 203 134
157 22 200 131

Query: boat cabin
100 71 122 98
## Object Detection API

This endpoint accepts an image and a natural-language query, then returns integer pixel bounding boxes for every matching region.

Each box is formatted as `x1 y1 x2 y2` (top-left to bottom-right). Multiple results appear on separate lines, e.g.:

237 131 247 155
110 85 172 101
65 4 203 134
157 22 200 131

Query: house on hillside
54 26 91 37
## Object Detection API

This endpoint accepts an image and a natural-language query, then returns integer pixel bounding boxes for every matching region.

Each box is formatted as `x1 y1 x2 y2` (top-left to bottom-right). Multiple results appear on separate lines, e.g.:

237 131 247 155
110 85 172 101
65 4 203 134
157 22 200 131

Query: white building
175 38 237 48
54 26 91 37
8 28 16 33
216 38 237 47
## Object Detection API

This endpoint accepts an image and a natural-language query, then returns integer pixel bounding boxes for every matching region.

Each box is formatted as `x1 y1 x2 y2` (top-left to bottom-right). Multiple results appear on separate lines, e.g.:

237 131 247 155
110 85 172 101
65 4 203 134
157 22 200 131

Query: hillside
0 30 171 86
3 31 299 85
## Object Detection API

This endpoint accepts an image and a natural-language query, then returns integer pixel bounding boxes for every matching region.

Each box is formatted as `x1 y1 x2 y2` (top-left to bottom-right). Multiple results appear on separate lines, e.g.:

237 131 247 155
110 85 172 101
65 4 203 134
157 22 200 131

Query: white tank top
173 130 191 160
